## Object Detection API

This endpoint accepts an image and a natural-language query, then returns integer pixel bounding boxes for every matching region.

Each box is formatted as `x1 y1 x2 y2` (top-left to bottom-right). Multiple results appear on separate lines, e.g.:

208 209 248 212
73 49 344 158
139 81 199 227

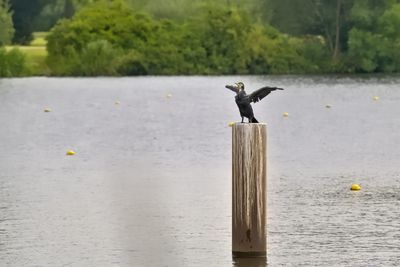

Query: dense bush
347 3 400 73
243 26 329 74
46 0 330 76
48 40 122 76
0 47 27 77
46 0 158 75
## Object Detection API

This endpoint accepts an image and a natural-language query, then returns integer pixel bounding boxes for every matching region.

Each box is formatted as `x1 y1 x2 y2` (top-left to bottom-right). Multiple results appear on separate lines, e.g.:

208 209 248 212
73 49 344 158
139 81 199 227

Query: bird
225 82 284 123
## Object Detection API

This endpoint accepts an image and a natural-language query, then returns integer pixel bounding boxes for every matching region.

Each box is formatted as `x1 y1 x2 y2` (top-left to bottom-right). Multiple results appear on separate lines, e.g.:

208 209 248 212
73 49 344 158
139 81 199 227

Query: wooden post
232 123 267 258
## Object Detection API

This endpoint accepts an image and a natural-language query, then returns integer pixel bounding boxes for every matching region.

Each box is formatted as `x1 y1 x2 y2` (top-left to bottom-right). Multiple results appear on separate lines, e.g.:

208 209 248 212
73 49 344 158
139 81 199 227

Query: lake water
0 76 399 266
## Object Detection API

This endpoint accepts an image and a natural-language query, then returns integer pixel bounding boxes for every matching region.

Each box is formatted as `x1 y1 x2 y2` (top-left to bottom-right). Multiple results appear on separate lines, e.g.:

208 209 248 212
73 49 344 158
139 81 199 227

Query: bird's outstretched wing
249 86 284 103
225 84 239 94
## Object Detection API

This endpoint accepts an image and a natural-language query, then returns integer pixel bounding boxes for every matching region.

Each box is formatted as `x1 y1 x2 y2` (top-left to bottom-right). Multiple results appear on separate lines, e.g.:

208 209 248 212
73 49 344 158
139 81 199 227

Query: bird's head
235 82 245 91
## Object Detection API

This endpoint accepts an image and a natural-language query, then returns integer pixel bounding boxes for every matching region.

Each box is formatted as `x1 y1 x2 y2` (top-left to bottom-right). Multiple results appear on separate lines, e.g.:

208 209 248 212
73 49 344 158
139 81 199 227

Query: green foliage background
4 0 400 76
45 0 327 76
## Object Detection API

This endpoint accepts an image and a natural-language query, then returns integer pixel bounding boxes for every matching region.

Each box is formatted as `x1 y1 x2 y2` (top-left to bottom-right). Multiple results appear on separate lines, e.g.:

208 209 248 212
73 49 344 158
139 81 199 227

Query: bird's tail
250 117 259 123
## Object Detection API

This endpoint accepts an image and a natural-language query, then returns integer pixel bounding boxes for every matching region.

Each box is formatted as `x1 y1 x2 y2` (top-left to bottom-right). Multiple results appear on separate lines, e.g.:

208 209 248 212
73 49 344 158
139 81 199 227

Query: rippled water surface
1 76 400 266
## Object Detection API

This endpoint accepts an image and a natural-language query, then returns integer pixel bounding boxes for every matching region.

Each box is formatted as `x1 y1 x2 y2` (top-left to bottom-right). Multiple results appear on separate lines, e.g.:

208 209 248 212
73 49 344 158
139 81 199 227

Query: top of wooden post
232 123 267 129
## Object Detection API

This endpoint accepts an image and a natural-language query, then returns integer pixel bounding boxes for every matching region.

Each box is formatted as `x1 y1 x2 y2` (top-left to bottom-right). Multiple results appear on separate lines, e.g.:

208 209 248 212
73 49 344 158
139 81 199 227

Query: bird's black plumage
226 82 284 123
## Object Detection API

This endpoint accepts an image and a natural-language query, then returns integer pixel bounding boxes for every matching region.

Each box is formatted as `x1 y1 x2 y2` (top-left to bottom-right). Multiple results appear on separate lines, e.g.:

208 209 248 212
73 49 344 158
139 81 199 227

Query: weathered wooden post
232 123 267 258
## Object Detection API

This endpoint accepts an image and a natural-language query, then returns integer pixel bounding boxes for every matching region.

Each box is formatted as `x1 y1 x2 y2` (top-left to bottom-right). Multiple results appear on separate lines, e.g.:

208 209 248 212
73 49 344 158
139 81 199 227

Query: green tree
46 0 157 75
10 0 52 44
348 1 400 72
264 0 354 62
32 0 94 31
139 20 190 74
347 28 381 72
70 39 122 75
0 0 14 45
187 3 253 74
63 0 75 18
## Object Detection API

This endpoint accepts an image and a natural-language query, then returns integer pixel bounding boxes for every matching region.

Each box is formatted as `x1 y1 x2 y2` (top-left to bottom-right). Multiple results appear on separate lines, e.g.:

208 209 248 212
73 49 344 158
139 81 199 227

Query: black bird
226 82 284 123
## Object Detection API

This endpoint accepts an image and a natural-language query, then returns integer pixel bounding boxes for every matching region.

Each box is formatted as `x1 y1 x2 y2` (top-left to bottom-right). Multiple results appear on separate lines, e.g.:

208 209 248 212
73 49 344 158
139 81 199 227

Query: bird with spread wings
226 82 284 123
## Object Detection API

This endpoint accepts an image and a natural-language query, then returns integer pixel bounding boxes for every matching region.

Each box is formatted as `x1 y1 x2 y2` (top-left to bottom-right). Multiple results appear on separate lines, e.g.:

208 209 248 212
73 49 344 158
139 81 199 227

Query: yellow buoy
66 150 76 156
44 107 51 112
166 93 172 98
325 104 332 109
283 112 289 117
350 184 361 191
373 96 379 101
115 100 120 105
228 122 235 127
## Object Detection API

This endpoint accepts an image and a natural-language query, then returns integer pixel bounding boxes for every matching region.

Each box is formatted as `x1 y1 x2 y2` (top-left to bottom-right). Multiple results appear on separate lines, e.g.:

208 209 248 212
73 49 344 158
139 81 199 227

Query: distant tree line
3 0 400 75
46 0 327 75
264 0 400 72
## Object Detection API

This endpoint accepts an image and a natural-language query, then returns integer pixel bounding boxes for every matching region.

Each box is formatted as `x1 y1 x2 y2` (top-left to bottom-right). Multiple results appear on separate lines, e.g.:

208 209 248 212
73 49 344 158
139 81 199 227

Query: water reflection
232 257 267 267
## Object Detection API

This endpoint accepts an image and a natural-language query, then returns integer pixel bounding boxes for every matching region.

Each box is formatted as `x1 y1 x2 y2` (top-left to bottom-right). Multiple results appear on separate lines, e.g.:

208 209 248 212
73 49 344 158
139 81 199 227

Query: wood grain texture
232 123 267 257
